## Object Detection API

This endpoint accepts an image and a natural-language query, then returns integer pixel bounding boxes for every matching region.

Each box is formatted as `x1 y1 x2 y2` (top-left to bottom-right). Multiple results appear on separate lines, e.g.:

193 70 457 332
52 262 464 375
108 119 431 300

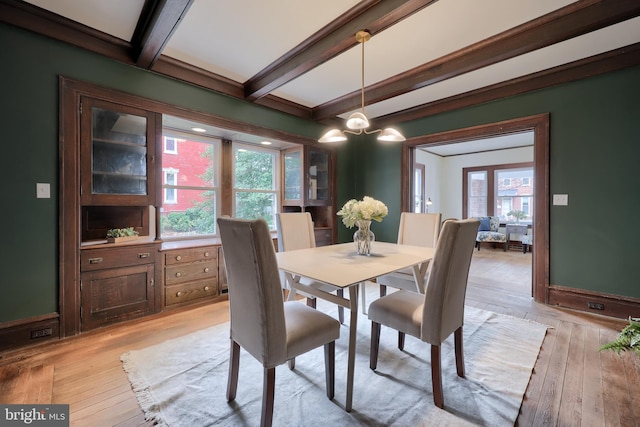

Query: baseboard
548 285 640 319
0 313 60 353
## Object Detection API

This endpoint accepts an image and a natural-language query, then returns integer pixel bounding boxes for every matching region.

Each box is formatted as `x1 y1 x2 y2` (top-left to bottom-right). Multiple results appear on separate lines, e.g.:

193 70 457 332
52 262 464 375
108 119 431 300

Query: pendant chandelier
319 30 406 143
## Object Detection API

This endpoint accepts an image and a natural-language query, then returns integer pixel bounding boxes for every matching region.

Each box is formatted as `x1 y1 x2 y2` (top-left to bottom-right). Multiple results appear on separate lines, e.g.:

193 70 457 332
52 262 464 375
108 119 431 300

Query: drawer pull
175 255 182 261
175 272 182 278
204 286 211 291
89 257 103 264
138 252 150 259
204 267 210 273
204 252 210 257
176 291 184 297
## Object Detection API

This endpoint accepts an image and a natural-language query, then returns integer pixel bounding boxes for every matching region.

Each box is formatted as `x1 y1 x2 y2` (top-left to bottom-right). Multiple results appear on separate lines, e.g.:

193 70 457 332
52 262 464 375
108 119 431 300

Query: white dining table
275 241 436 412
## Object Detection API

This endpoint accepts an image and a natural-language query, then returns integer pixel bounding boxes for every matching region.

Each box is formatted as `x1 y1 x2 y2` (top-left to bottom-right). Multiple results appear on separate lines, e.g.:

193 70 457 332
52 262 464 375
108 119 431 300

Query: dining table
275 241 436 412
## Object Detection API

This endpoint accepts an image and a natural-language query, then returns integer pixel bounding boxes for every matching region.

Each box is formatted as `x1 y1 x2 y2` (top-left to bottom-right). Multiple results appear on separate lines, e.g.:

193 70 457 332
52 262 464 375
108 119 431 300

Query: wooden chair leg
324 341 335 399
288 358 295 370
431 344 443 409
454 326 465 378
370 321 381 370
227 340 240 401
307 297 316 308
379 284 387 297
261 367 275 427
336 289 344 324
398 331 405 350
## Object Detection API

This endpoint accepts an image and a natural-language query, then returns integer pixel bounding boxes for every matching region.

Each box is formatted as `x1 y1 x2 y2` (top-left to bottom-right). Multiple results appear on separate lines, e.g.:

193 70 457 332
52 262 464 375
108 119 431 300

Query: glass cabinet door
307 148 330 205
81 98 158 206
282 147 303 204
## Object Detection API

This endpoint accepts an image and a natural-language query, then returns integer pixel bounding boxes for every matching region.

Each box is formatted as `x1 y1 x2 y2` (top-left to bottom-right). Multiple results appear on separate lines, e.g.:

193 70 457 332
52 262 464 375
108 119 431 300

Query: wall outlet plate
36 182 51 198
553 194 568 206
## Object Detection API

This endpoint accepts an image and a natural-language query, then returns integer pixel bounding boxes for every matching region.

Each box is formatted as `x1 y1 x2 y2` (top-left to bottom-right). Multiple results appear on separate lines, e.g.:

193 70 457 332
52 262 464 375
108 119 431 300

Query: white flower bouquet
337 196 388 228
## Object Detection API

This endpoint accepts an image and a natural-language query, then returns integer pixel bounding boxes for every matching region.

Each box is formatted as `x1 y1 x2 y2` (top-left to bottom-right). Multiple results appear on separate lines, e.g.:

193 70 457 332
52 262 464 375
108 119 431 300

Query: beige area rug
121 295 548 426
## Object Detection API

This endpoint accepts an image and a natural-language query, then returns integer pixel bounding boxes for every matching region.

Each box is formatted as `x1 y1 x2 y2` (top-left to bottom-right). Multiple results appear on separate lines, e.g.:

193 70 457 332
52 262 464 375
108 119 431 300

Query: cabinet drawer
81 244 157 271
165 247 217 265
165 279 218 306
165 261 216 285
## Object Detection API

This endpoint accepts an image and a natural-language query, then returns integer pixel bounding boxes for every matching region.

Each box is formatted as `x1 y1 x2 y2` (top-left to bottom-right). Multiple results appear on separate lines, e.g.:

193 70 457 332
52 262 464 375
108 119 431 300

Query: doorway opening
401 114 549 303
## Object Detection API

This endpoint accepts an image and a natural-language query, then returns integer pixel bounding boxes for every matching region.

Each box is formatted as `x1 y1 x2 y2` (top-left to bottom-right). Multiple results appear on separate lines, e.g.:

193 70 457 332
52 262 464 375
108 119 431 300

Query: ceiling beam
378 42 640 127
312 0 640 121
243 0 438 101
132 0 194 69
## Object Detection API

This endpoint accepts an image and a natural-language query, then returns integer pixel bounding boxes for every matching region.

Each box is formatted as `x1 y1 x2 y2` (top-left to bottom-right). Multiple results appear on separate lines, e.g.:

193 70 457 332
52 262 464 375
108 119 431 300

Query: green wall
0 24 322 323
2 21 639 325
338 65 640 299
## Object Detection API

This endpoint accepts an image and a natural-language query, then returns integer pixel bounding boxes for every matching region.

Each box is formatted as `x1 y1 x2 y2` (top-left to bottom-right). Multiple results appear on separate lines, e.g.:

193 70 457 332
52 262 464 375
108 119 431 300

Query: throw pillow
478 217 491 231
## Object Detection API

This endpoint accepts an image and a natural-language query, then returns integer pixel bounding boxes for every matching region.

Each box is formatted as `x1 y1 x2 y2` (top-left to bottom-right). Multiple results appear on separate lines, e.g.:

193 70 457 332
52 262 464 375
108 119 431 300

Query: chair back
217 217 287 367
421 218 479 344
276 212 316 251
397 212 442 247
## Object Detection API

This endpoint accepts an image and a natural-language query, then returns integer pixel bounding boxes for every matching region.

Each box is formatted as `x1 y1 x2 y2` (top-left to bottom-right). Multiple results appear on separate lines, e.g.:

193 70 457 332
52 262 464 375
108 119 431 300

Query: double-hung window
160 132 221 238
233 143 279 230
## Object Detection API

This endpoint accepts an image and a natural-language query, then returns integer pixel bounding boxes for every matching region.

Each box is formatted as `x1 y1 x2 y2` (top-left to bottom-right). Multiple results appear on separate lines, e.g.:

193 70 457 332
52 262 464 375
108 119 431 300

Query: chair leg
431 344 444 409
324 341 335 400
370 321 381 370
454 326 465 378
336 289 344 324
227 340 240 401
398 331 405 350
307 297 316 308
475 241 481 251
288 358 295 370
379 284 387 297
261 367 275 427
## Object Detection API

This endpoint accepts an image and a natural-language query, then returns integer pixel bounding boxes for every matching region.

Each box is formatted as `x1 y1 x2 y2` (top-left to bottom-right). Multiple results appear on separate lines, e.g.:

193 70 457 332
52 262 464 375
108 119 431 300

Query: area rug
121 298 548 426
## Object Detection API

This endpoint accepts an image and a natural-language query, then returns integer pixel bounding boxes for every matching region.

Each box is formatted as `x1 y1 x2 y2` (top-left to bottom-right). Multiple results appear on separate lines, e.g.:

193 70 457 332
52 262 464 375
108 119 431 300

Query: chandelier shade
319 30 405 144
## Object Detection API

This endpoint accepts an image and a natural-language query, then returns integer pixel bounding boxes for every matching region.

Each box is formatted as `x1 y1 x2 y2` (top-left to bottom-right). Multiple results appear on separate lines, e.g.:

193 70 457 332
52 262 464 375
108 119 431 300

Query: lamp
319 30 405 143
425 197 432 213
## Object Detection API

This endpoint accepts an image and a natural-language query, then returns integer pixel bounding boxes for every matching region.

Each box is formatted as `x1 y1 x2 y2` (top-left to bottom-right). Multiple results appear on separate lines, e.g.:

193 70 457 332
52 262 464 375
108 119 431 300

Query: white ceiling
21 0 640 132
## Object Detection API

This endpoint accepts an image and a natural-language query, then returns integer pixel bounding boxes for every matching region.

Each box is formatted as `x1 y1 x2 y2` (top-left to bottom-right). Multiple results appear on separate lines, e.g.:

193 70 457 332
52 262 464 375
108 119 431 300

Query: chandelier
319 30 406 143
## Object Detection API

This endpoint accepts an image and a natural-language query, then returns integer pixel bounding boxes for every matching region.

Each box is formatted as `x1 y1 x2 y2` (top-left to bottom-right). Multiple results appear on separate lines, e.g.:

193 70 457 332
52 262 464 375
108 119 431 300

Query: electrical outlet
30 328 53 339
553 194 568 206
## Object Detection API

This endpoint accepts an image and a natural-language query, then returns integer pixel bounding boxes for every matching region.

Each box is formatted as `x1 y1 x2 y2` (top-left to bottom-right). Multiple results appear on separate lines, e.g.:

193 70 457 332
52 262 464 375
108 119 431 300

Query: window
233 143 279 230
467 171 488 217
163 168 178 204
164 136 178 154
160 131 220 238
463 162 533 223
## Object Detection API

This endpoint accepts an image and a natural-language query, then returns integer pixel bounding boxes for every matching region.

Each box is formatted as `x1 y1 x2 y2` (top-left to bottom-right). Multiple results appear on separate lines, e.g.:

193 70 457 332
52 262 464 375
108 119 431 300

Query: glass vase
353 220 375 256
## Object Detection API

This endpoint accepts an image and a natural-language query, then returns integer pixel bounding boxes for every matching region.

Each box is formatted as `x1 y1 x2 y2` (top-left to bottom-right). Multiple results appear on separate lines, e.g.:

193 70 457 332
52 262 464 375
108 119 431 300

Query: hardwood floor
1 248 638 426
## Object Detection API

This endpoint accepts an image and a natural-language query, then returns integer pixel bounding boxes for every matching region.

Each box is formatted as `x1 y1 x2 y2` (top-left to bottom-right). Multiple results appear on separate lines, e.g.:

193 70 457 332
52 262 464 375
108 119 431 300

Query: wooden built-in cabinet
80 243 158 331
281 145 336 246
78 96 162 331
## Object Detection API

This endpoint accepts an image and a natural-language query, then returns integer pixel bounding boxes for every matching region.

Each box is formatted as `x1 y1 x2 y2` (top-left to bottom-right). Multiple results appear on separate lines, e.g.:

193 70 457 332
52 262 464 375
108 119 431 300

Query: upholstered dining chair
377 212 442 296
218 217 341 427
276 212 347 322
368 218 480 409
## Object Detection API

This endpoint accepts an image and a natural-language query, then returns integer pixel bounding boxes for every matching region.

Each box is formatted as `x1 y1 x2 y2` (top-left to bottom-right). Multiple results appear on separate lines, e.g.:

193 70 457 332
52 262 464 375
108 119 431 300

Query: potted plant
599 317 640 358
106 227 139 243
506 210 527 223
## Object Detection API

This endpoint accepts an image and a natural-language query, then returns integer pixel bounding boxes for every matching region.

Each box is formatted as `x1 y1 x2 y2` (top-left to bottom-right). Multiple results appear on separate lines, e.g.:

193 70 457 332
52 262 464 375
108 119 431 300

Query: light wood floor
1 248 638 426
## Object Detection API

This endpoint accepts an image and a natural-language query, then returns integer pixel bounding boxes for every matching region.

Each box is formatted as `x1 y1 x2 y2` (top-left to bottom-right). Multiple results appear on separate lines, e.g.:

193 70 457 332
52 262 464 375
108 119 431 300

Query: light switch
36 183 50 199
553 194 568 206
